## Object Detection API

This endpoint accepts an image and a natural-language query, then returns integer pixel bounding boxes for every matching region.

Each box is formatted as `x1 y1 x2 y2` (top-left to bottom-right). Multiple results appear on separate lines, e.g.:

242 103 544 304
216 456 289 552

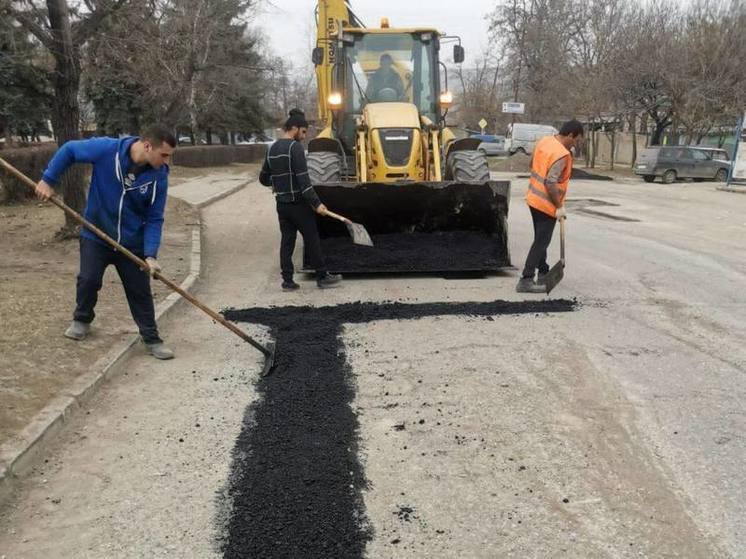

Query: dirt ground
0 165 217 448
489 152 532 172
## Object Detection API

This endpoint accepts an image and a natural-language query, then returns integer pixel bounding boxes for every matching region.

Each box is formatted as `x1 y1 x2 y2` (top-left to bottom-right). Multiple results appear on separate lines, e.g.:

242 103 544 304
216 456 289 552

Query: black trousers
74 238 162 344
522 206 557 279
276 201 326 280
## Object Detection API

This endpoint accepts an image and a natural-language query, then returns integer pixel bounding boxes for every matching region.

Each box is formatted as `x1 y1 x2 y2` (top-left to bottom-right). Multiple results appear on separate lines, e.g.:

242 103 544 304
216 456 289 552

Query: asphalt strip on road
219 298 577 558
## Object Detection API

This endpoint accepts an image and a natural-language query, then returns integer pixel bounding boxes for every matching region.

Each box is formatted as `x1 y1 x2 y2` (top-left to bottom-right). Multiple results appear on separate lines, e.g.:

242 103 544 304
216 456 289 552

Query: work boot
64 320 90 341
146 342 175 360
536 273 548 285
516 277 545 294
281 280 300 292
317 273 342 289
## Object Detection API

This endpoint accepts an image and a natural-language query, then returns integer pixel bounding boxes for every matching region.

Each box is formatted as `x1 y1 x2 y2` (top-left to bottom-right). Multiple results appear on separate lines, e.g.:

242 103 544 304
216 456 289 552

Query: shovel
0 156 277 376
544 216 566 295
321 208 374 247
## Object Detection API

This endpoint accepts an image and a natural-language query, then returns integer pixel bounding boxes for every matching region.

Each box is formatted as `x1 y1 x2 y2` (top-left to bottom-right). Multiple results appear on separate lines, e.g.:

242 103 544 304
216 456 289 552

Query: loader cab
343 31 439 117
336 30 441 149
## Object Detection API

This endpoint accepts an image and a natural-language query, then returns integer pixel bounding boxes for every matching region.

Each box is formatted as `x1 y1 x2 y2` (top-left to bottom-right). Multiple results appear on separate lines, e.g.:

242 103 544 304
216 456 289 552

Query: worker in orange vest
517 119 584 293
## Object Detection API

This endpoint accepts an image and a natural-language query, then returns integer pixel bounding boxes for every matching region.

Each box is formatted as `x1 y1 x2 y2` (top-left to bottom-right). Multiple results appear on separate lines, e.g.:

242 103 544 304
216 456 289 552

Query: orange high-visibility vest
526 136 572 218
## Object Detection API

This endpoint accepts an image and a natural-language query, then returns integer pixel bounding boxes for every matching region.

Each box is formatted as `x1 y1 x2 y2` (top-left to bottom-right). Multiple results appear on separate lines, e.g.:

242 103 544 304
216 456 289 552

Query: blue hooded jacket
42 136 169 258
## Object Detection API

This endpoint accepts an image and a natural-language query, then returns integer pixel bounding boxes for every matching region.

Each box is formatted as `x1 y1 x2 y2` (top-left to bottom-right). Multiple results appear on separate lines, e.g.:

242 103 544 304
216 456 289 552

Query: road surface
1 174 744 558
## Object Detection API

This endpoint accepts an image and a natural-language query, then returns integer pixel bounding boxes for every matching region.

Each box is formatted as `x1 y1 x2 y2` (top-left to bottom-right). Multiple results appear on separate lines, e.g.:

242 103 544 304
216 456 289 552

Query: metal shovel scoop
544 217 566 295
322 208 374 247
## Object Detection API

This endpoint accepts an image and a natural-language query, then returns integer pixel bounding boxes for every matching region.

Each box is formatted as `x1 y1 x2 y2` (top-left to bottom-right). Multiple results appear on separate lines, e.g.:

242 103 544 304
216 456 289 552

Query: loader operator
34 125 177 359
516 119 584 293
259 109 342 291
366 53 405 102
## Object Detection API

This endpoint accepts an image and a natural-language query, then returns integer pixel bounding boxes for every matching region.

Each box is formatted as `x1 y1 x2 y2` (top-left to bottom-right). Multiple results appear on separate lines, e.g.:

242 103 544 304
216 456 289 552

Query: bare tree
3 0 127 234
486 0 744 163
454 52 505 132
83 0 268 141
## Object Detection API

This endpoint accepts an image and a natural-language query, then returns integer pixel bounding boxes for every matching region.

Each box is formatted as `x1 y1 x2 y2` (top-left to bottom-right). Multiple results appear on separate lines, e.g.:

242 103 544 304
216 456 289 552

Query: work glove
145 257 162 278
555 206 567 221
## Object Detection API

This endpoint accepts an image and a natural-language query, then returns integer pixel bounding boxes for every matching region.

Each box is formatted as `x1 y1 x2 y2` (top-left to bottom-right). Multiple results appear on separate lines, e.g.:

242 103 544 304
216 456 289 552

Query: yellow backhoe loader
306 0 511 273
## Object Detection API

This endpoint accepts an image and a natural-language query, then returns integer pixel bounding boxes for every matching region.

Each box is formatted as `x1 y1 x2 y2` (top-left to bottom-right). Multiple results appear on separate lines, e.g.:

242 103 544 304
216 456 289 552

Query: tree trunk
717 130 726 148
630 114 637 169
47 0 86 236
610 130 616 171
650 120 668 145
670 115 678 145
590 128 598 168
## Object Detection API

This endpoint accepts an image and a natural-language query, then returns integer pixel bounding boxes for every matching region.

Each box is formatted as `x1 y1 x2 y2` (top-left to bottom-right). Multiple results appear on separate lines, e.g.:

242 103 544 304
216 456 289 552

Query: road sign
502 102 525 114
478 118 488 132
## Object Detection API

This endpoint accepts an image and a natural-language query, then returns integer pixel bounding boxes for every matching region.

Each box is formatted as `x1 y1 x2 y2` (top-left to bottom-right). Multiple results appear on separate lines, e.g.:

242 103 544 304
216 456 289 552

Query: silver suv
634 146 731 184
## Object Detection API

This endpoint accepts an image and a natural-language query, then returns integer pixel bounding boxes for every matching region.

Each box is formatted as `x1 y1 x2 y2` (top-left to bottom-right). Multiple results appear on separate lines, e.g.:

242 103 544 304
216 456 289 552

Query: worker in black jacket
259 109 342 291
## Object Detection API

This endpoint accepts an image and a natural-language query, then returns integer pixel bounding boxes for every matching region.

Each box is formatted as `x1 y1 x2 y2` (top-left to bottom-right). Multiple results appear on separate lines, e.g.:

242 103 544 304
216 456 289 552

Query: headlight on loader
328 92 343 109
439 91 454 108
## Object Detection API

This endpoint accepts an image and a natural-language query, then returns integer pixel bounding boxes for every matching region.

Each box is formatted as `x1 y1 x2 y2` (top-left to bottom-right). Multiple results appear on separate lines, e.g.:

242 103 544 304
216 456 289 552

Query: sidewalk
169 171 254 207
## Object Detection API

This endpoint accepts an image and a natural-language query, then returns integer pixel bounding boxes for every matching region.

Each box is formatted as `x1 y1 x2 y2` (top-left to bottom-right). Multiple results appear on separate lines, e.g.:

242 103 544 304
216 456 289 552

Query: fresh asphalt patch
218 299 576 558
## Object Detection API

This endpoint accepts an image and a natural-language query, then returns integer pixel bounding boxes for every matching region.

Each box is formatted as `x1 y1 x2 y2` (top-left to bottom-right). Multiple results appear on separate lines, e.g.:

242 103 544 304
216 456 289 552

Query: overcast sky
252 0 498 69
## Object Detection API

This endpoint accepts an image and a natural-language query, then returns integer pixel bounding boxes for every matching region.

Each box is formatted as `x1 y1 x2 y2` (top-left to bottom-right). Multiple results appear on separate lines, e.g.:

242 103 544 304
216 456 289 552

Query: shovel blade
345 222 374 247
261 341 277 377
544 261 565 295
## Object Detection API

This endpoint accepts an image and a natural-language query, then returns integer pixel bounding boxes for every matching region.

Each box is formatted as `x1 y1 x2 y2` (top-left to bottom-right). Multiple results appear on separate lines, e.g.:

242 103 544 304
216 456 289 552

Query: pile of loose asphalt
570 168 614 181
321 231 509 273
219 298 576 558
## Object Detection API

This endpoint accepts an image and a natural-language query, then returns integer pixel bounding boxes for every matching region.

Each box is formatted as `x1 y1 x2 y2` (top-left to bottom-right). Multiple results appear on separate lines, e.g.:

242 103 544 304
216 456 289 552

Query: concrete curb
0 179 247 502
191 180 248 209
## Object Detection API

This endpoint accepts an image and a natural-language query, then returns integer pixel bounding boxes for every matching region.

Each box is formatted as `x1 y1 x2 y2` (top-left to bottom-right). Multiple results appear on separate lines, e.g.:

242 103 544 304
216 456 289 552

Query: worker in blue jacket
35 125 177 359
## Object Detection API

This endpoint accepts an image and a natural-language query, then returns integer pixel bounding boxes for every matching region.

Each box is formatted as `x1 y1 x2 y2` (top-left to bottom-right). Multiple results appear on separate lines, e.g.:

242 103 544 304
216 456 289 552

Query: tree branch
6 7 54 49
72 0 128 44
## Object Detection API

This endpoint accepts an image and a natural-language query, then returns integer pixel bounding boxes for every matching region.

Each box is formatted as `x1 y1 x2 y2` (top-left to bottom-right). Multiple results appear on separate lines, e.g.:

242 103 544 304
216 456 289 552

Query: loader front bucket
304 180 511 274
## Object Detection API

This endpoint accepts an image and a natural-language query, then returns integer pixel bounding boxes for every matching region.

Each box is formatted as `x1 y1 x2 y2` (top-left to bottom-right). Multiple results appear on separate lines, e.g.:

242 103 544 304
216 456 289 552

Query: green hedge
0 144 58 202
0 142 267 203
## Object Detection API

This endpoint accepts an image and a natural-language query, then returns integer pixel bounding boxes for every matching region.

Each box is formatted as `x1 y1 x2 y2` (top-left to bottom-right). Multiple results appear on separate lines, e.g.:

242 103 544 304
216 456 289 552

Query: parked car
236 134 275 146
472 134 507 156
634 146 731 184
504 123 558 155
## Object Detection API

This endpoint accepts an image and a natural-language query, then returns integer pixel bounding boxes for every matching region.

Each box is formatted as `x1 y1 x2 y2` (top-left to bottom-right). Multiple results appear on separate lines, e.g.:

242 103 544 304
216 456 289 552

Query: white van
505 123 558 155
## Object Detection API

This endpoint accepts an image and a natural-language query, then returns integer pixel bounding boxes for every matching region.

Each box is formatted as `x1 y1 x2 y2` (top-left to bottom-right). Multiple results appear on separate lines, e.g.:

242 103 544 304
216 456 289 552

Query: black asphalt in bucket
219 299 576 558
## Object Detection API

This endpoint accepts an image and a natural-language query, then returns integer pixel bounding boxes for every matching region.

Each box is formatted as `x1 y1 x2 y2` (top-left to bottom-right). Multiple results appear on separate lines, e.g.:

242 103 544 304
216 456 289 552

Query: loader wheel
308 151 342 184
446 150 490 182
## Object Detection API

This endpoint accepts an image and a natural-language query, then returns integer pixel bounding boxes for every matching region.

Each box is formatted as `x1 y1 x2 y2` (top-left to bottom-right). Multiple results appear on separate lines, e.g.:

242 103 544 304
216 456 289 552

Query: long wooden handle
321 208 350 224
0 157 271 357
559 217 566 264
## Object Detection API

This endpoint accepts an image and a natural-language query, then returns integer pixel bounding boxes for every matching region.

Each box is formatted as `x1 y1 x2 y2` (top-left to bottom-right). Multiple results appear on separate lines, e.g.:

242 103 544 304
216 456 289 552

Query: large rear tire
307 151 342 184
446 150 490 182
